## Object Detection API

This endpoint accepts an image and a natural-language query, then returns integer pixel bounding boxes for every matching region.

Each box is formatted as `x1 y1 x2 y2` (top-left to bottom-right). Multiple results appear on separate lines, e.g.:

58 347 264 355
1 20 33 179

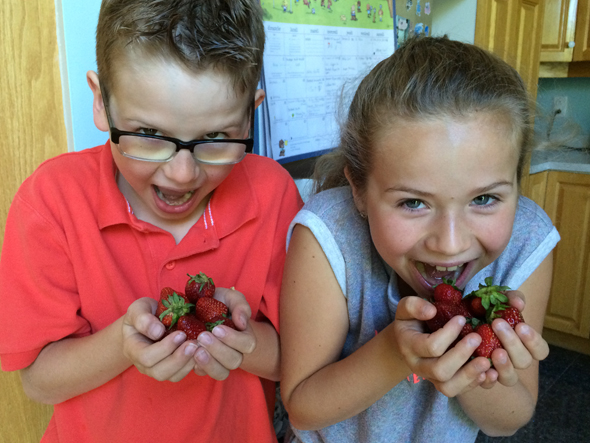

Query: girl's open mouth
415 261 466 287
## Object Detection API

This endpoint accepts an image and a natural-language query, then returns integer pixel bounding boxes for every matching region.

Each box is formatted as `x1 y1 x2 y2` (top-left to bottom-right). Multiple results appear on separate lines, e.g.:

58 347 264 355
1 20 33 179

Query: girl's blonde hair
313 36 532 195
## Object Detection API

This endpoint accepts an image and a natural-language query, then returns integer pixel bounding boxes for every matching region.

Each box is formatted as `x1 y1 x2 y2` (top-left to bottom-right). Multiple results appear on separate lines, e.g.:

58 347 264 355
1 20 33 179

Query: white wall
430 0 477 43
55 0 104 152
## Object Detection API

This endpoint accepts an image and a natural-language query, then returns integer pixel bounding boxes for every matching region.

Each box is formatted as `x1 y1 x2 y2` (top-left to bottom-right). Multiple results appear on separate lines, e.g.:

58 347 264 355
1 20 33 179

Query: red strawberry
433 280 463 305
459 317 481 339
195 297 229 323
156 290 193 328
473 323 503 358
495 306 524 329
425 301 471 333
466 277 511 321
462 296 487 318
177 315 207 340
206 315 237 332
185 272 216 302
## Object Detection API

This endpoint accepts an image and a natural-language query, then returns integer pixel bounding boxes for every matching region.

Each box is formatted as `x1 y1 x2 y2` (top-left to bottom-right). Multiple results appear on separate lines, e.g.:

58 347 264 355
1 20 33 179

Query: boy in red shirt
0 1 302 442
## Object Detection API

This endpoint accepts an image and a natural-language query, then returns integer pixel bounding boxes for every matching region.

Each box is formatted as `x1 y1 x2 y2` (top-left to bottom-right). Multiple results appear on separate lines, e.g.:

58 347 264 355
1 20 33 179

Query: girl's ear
344 166 367 216
86 70 109 132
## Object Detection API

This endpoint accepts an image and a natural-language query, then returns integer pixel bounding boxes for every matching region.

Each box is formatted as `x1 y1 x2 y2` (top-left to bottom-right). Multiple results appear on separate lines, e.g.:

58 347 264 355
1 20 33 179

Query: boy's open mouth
154 186 195 206
415 261 466 287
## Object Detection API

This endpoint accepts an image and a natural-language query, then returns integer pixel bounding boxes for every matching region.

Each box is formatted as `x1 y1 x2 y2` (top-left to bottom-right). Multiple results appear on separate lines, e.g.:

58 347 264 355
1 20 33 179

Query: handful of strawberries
425 277 524 360
155 272 236 340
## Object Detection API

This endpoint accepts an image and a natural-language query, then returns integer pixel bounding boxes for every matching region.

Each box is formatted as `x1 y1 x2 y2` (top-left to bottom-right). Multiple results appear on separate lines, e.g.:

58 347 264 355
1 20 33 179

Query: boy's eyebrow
386 181 514 196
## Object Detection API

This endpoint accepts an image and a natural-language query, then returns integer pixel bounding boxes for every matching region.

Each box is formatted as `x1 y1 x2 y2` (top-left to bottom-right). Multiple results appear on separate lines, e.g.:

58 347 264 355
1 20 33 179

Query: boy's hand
392 296 492 397
122 297 199 382
192 287 257 380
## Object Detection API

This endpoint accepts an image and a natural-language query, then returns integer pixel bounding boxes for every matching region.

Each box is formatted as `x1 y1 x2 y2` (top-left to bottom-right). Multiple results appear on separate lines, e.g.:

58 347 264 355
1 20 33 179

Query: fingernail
212 327 226 338
240 314 248 326
520 324 530 335
196 348 209 363
184 343 197 356
457 316 466 326
150 324 164 339
173 332 186 344
469 337 480 347
198 333 212 345
497 354 507 364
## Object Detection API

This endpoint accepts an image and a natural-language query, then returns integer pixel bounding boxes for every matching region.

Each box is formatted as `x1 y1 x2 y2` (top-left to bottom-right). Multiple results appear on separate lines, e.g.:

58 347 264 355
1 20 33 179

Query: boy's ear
253 89 265 110
86 70 109 132
344 166 367 215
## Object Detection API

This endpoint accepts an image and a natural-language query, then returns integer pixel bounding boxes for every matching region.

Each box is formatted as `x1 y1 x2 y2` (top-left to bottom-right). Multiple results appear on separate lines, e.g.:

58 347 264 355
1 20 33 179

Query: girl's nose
425 212 471 257
164 150 199 183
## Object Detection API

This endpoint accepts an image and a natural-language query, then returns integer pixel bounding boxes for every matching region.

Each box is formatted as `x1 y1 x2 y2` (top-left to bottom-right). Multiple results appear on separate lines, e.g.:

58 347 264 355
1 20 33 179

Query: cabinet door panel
573 0 590 60
544 172 590 338
540 0 577 62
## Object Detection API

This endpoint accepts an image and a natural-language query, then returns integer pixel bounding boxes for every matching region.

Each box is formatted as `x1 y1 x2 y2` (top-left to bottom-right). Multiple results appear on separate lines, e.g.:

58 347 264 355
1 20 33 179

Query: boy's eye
139 128 161 137
205 132 225 140
472 194 496 206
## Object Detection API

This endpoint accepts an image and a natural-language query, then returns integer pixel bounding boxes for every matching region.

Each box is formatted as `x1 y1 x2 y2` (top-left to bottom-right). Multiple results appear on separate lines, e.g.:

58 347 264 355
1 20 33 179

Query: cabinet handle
568 41 576 48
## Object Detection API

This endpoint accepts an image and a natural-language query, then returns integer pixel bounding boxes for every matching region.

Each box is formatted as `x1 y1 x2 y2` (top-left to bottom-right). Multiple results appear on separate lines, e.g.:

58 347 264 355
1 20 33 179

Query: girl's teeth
436 265 458 271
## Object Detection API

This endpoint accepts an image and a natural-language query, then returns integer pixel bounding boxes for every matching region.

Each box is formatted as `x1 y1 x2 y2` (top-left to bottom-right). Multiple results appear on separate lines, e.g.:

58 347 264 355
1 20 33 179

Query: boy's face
350 113 520 298
89 54 263 235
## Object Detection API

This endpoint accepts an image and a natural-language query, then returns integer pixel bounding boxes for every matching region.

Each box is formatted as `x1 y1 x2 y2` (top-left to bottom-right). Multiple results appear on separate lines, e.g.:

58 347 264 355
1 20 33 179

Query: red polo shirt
0 143 303 443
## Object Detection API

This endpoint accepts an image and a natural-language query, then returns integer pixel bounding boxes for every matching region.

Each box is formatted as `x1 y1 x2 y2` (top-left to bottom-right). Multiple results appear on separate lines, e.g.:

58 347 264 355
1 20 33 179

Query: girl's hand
392 296 490 397
482 290 549 387
192 287 256 380
121 297 198 382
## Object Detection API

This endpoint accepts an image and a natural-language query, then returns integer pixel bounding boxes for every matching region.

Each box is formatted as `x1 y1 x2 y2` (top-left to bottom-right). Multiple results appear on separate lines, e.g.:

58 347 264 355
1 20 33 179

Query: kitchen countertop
530 148 590 174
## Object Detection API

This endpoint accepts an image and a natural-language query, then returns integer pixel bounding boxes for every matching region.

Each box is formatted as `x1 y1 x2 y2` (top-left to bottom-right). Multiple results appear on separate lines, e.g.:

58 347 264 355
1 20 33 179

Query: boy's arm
20 299 203 405
19 317 131 405
456 253 553 436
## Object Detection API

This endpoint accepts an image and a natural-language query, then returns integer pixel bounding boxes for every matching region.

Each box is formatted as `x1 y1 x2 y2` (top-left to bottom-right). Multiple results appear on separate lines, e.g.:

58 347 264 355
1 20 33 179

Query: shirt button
165 261 176 270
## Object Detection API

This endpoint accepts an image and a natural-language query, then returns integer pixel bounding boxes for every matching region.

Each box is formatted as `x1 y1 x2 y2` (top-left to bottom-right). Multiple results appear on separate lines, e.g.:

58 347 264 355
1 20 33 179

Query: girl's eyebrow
386 181 514 197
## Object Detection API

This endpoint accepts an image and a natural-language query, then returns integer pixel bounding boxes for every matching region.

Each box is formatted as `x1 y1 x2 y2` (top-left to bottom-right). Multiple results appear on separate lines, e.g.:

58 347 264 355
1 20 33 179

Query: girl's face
352 114 520 297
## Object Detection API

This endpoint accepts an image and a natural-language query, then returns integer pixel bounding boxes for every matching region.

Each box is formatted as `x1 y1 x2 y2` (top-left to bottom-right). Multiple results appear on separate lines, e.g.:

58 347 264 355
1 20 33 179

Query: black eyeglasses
103 93 254 164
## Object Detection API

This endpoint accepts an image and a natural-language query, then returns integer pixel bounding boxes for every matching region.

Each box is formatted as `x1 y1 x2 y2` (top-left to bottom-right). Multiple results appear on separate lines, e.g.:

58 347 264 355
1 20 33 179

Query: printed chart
259 1 396 162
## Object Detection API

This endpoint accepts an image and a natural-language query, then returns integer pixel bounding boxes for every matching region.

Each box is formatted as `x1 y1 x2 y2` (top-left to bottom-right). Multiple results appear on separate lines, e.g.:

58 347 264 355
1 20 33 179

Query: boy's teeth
155 187 194 206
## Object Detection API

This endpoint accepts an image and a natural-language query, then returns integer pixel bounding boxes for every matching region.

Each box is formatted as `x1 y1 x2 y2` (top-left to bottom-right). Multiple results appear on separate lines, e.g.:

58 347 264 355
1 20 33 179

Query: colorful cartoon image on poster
395 15 410 48
259 1 397 162
260 0 394 30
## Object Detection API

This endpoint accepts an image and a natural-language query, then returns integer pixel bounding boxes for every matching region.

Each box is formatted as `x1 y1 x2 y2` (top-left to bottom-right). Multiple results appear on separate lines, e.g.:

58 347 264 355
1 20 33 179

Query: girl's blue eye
403 199 424 210
472 194 495 206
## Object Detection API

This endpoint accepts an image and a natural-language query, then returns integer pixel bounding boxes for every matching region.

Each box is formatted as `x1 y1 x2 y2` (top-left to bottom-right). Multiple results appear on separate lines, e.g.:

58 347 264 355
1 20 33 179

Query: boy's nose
164 150 200 183
425 212 471 257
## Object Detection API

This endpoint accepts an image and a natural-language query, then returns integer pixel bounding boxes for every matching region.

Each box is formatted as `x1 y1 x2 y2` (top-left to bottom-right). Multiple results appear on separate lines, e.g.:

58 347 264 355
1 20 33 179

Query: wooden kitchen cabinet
540 0 578 63
539 0 590 77
475 0 545 99
532 170 590 355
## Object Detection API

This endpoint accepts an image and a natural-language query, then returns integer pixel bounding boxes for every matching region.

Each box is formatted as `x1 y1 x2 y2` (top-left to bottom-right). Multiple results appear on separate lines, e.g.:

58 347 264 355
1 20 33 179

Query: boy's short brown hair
96 0 265 100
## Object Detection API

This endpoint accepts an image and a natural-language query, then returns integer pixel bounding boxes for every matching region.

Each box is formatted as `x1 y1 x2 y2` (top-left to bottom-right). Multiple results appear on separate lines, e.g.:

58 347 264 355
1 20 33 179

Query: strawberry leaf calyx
159 293 194 328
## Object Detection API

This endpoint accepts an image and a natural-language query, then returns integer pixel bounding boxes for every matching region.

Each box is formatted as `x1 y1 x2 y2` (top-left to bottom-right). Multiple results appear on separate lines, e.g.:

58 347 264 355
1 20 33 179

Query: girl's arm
280 225 486 430
280 225 405 429
457 253 553 436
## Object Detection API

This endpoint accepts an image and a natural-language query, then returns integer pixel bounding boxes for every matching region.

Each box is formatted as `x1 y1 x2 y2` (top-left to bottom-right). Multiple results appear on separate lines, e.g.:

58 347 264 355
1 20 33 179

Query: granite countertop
530 148 590 174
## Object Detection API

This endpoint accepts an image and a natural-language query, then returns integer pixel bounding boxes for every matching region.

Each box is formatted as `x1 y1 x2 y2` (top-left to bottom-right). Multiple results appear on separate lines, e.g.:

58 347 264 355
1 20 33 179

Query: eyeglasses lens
118 135 247 164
